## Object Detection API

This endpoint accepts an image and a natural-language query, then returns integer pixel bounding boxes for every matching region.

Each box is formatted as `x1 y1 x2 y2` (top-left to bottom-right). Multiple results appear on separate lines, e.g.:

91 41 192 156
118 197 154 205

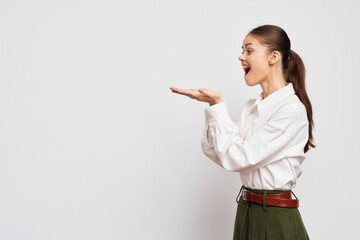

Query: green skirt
233 186 310 240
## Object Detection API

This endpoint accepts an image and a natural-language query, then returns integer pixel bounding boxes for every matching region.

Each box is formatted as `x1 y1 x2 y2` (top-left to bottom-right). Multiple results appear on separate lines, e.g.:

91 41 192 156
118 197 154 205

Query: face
238 35 271 86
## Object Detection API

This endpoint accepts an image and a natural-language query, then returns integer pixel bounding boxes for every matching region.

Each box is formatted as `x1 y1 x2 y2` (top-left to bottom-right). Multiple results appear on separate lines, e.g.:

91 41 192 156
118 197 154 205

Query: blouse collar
247 82 296 117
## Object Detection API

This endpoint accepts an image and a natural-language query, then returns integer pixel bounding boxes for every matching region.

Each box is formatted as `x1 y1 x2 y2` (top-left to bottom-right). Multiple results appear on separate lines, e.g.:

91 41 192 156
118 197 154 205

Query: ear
268 51 281 65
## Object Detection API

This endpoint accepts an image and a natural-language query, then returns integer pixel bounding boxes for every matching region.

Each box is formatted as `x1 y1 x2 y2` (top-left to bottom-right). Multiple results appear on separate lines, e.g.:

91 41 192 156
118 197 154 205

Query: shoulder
278 95 307 121
270 94 308 132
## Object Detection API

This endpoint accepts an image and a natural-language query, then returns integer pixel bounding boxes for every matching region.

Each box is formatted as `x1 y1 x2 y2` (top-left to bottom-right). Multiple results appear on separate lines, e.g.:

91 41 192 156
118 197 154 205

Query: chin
244 78 258 87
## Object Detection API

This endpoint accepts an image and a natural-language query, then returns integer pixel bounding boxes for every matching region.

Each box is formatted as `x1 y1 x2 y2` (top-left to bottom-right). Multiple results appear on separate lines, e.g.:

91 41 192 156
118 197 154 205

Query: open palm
170 86 224 106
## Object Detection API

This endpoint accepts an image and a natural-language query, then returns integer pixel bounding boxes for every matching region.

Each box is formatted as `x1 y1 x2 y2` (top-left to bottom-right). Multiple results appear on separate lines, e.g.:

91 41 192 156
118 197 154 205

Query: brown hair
248 24 315 153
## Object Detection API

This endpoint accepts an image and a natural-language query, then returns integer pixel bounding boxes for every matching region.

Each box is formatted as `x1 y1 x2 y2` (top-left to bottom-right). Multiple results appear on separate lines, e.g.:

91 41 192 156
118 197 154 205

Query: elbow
222 165 244 173
216 154 246 172
219 161 253 173
216 149 257 173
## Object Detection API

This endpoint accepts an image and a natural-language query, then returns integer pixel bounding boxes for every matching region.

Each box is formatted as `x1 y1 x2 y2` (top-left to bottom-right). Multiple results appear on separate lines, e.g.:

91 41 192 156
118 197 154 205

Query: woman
170 24 315 240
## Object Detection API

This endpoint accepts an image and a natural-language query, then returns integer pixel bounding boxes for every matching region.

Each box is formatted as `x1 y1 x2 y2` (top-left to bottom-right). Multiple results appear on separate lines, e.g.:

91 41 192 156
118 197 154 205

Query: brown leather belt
242 190 299 208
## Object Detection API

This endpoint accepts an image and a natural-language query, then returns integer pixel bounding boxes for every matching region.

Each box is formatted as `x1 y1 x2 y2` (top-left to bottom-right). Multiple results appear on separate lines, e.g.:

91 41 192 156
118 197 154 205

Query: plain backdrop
1 0 359 239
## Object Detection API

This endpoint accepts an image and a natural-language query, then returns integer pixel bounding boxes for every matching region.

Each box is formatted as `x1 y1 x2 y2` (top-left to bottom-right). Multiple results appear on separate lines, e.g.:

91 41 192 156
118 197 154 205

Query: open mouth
243 66 251 75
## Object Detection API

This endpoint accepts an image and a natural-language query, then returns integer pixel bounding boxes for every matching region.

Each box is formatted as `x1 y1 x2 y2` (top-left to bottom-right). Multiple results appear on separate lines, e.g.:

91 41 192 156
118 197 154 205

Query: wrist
209 99 224 106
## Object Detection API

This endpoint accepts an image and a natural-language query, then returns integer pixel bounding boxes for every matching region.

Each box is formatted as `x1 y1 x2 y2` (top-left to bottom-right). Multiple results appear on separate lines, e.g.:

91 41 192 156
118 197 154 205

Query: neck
260 64 288 99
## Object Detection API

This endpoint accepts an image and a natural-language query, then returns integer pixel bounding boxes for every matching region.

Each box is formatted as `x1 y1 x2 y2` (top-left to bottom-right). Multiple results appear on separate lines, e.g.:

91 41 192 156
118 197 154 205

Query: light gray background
1 0 359 239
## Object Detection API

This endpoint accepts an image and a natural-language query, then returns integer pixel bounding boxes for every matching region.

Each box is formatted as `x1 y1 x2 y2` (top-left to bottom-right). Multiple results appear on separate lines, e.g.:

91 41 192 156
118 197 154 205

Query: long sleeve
200 101 308 173
200 124 222 166
201 102 242 168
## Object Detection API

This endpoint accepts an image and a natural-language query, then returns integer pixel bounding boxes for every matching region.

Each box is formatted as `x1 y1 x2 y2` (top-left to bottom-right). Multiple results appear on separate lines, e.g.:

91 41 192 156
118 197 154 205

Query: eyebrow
242 43 253 49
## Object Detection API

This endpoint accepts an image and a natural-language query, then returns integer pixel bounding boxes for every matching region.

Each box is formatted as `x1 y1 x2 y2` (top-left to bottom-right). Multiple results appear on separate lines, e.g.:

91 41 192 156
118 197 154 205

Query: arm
200 102 244 169
200 101 308 173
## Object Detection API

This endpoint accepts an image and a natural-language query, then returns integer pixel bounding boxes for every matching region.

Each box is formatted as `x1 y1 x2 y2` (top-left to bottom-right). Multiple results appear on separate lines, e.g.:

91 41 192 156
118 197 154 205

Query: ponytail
286 49 316 153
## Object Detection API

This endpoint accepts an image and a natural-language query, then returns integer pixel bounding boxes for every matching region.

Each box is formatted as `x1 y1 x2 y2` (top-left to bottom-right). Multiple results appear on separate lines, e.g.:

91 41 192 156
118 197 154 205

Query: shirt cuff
204 101 232 124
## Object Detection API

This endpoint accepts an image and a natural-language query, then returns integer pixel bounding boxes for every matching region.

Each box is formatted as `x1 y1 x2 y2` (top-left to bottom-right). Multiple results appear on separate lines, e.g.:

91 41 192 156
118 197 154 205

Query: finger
172 87 192 95
181 89 205 100
170 87 185 93
174 88 186 94
170 86 180 91
171 88 209 102
179 89 197 97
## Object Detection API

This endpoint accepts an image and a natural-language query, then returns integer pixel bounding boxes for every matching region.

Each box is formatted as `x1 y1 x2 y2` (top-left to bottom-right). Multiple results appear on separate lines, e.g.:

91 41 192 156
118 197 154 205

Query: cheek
253 59 268 74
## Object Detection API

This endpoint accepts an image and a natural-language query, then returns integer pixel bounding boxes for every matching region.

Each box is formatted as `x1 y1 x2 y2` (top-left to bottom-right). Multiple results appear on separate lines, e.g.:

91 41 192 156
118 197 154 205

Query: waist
242 185 292 194
241 186 299 208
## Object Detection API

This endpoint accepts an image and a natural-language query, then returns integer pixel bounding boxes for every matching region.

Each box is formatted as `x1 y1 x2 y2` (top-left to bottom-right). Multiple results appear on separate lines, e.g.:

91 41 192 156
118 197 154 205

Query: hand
170 86 224 106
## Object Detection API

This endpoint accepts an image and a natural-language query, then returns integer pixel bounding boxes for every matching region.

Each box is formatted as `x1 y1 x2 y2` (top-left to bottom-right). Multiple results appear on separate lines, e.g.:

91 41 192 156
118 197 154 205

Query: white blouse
201 82 309 190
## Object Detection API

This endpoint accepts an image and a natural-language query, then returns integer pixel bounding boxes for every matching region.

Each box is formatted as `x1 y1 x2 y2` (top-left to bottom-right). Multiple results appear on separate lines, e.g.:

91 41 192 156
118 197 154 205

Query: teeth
243 66 250 69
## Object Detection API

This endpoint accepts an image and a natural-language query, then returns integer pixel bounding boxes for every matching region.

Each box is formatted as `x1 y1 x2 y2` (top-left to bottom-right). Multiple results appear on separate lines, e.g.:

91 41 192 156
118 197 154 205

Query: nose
238 54 245 62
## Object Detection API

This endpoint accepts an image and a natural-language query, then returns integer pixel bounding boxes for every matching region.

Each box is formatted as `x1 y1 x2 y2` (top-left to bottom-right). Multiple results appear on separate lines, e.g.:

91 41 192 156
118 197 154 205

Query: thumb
198 88 212 96
199 88 222 103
